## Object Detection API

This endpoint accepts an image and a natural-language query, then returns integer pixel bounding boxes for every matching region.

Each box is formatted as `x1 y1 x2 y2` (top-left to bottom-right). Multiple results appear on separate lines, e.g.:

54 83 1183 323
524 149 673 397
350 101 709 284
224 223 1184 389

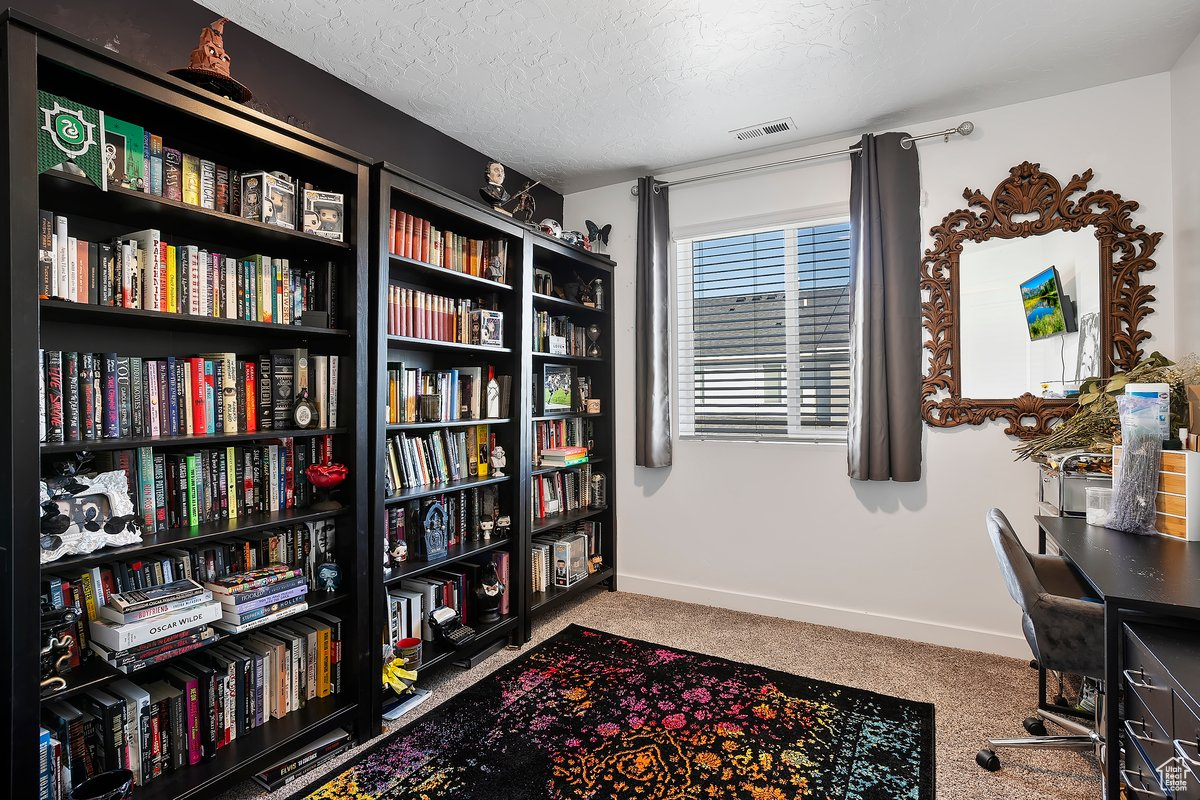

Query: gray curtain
635 176 672 468
847 133 922 481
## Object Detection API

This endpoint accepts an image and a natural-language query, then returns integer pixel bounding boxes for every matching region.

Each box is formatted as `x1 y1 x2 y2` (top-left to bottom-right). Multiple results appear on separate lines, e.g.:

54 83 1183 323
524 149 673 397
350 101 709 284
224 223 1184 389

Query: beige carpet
217 590 1100 800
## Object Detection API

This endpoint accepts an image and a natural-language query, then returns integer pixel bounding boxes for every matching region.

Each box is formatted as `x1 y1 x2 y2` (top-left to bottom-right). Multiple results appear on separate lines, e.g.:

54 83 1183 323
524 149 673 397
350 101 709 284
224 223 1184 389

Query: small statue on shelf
490 445 507 477
479 161 511 213
169 18 253 103
474 561 506 623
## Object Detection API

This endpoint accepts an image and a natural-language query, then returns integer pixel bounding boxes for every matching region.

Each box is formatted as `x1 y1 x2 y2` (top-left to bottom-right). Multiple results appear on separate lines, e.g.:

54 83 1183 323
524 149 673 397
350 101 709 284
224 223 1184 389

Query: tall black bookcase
1 12 372 799
366 164 618 727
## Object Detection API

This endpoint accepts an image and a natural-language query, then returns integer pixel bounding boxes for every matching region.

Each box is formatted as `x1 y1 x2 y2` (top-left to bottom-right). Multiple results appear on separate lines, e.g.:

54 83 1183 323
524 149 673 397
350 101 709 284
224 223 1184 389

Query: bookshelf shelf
140 696 358 800
389 254 513 293
40 427 347 454
39 299 351 339
531 456 606 476
384 474 510 506
40 590 350 704
531 506 608 535
532 351 604 362
529 233 616 273
383 537 511 585
41 507 353 573
415 615 518 673
386 334 512 354
386 418 510 432
40 169 352 254
532 292 608 315
530 567 614 614
532 412 604 422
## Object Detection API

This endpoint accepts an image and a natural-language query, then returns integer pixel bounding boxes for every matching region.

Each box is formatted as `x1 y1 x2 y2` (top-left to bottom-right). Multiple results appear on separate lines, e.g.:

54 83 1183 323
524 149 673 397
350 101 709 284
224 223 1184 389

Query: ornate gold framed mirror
920 161 1161 438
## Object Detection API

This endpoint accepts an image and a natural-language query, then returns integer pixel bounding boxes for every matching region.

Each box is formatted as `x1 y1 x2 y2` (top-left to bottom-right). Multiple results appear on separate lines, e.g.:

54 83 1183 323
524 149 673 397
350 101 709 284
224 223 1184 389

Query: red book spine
244 361 257 432
406 289 414 339
186 679 201 765
404 214 414 259
284 436 295 508
189 358 206 435
421 220 430 262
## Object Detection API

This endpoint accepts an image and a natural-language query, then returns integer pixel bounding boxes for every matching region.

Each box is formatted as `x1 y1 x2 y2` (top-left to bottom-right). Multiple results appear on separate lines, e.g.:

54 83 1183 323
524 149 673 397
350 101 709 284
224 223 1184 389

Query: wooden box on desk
1112 446 1200 540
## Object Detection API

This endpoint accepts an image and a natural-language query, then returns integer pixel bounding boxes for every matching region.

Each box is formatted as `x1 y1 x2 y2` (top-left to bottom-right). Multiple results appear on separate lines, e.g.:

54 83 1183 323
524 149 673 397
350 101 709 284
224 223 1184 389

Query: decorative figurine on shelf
305 463 347 511
480 515 494 541
586 323 602 358
315 525 342 591
586 220 612 254
575 275 596 308
591 278 605 311
383 653 418 698
390 539 408 564
589 552 604 574
495 514 512 538
511 181 538 222
474 561 506 623
562 230 587 248
489 445 506 477
169 18 253 103
292 387 318 429
539 219 563 239
486 367 501 419
479 160 511 213
414 499 449 561
40 605 78 695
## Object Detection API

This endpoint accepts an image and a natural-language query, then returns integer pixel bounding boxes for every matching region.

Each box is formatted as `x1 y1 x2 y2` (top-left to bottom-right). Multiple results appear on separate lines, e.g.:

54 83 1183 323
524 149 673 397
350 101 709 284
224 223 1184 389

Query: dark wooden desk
1037 516 1200 799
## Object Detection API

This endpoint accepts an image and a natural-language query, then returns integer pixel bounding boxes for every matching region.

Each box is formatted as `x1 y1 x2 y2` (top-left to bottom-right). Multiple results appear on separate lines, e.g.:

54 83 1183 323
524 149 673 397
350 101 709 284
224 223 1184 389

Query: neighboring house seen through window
676 218 851 442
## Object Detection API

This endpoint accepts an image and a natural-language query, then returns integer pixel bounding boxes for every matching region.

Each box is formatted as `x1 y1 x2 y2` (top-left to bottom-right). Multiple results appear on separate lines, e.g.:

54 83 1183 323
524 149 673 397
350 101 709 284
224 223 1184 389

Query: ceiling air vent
731 117 796 142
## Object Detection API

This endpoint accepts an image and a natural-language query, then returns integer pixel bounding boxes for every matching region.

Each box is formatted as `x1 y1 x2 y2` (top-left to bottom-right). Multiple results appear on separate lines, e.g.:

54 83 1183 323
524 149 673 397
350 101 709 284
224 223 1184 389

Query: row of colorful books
383 486 504 568
388 209 509 284
39 348 339 444
37 213 335 325
42 520 337 669
533 464 599 519
41 601 342 792
384 427 498 493
533 417 595 463
386 284 504 346
532 311 594 355
386 362 510 425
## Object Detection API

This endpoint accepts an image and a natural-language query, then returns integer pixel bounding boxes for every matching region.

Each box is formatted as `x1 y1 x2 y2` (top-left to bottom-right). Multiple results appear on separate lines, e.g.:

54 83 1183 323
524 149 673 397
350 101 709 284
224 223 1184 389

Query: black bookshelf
367 164 530 738
3 13 372 798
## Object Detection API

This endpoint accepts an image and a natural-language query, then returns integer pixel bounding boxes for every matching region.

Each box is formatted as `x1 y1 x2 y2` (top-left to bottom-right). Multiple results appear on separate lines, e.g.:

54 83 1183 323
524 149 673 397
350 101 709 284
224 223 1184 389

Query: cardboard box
470 310 504 347
240 171 296 229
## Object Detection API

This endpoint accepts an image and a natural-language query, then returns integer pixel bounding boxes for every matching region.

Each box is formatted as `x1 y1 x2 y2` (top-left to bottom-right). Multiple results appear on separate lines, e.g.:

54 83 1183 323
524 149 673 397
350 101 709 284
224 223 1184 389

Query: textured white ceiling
202 0 1200 193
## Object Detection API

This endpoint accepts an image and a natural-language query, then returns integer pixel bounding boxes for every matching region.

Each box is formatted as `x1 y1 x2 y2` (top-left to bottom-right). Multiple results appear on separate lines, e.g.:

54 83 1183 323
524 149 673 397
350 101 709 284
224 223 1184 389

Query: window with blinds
676 219 851 442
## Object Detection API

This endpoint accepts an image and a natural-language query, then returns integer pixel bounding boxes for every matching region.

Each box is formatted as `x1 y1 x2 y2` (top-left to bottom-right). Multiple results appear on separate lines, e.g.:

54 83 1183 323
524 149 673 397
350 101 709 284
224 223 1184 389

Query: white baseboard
617 574 1030 659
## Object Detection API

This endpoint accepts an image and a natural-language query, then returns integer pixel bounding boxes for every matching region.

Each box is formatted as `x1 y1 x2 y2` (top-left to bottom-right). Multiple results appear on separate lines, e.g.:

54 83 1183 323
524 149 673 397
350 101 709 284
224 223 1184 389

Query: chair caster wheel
1023 717 1048 736
1029 659 1039 670
1053 695 1067 706
976 749 1001 771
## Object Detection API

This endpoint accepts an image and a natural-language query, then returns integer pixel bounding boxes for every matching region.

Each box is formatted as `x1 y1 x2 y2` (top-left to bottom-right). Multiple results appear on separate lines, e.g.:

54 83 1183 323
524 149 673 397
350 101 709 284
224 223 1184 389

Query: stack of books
539 446 588 467
208 565 310 635
89 579 222 672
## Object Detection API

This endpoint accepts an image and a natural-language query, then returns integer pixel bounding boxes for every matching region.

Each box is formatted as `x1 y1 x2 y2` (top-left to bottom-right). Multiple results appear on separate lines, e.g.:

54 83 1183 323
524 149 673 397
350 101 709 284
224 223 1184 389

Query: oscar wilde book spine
64 352 80 442
45 350 64 443
116 356 132 438
80 352 96 441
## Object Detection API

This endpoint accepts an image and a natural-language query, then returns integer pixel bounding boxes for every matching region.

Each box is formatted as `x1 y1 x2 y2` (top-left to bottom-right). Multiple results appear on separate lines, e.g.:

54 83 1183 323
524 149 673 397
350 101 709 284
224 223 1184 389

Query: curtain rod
631 121 974 195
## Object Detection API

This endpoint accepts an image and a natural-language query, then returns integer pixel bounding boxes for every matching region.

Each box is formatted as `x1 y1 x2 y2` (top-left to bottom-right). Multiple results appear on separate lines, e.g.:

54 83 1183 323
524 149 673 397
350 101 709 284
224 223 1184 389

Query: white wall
1173 32 1200 351
563 73 1176 657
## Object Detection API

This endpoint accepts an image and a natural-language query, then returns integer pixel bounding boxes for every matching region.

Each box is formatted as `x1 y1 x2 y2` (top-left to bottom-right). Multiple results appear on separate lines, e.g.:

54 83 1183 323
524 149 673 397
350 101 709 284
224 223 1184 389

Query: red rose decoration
306 463 348 489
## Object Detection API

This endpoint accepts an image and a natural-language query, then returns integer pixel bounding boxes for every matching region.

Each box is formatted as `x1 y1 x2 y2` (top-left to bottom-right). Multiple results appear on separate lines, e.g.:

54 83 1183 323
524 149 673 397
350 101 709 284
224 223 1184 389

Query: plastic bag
1107 395 1163 535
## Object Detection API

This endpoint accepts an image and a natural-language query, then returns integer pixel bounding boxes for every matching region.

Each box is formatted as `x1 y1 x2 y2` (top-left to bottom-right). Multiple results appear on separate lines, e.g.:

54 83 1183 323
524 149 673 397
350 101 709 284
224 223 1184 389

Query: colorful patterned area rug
290 624 935 799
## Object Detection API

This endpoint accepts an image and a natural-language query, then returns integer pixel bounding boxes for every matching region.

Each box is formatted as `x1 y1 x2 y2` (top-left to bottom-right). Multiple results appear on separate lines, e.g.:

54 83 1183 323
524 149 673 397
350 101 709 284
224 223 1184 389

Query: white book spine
312 356 328 429
39 348 46 443
55 217 69 300
327 355 338 428
67 237 78 303
188 247 200 315
147 364 160 437
49 232 59 299
89 600 221 650
225 258 237 320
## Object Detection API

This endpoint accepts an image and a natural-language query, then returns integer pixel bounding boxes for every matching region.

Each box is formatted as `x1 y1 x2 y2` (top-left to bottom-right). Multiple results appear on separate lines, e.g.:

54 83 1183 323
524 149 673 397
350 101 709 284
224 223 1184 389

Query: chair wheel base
1023 716 1048 736
977 749 1001 771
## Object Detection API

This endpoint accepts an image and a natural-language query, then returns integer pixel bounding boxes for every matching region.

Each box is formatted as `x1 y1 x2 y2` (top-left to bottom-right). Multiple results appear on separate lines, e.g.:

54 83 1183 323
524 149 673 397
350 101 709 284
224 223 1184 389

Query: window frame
673 204 851 445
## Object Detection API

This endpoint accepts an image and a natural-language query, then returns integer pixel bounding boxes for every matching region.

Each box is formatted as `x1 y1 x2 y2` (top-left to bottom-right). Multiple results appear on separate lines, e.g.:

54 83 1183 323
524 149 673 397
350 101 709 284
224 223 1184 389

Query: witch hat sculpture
169 18 253 103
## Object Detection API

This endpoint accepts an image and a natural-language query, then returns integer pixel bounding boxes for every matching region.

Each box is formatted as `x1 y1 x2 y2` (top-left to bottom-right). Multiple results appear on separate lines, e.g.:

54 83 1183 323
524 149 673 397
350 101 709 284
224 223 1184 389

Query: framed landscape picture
543 364 575 413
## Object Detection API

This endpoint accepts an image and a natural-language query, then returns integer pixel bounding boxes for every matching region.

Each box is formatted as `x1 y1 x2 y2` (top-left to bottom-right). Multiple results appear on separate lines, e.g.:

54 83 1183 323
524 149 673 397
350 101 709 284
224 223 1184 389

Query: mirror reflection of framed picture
542 364 575 413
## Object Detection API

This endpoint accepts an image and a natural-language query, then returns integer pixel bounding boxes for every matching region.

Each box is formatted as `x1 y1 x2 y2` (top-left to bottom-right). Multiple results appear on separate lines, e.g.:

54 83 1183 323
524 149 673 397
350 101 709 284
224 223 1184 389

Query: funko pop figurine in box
303 189 345 242
241 170 296 229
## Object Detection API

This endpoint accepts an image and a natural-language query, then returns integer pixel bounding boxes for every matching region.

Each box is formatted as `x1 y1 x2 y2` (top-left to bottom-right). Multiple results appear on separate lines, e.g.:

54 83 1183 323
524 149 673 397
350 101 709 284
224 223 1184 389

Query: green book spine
186 454 200 527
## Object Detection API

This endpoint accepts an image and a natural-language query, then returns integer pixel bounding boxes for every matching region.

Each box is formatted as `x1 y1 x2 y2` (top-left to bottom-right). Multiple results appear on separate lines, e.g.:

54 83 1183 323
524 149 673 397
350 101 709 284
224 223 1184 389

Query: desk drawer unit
1124 622 1200 799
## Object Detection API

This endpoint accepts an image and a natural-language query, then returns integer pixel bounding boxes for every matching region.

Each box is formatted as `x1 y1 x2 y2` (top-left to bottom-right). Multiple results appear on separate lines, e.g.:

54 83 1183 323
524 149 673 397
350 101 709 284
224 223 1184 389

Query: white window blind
677 219 851 442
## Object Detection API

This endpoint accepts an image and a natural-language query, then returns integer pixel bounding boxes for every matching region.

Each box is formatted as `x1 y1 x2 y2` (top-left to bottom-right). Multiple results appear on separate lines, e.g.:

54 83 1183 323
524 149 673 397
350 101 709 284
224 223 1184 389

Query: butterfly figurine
585 220 612 247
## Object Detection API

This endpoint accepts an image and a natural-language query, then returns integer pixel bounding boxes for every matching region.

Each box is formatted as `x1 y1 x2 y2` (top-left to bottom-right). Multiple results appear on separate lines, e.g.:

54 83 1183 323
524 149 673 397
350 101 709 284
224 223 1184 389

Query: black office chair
977 508 1106 771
